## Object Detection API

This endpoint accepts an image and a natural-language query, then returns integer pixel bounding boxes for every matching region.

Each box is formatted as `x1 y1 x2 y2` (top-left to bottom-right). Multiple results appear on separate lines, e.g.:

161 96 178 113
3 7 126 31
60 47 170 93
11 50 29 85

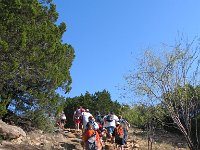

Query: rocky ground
0 126 189 150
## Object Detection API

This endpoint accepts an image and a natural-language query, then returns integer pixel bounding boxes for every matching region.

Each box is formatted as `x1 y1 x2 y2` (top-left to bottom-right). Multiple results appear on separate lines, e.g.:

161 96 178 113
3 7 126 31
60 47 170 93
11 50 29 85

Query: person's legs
74 120 78 130
63 119 66 129
77 123 80 131
75 119 80 131
123 128 128 143
60 119 65 129
120 138 125 150
79 116 83 130
120 145 124 150
107 126 115 143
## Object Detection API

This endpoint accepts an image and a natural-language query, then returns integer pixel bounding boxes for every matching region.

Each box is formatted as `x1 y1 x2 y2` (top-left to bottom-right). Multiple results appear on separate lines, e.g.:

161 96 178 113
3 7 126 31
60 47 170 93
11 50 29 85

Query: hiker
82 109 92 131
113 122 125 150
86 116 99 131
103 111 119 142
73 108 80 130
94 111 103 131
60 111 66 129
118 115 130 143
82 124 102 150
73 106 86 131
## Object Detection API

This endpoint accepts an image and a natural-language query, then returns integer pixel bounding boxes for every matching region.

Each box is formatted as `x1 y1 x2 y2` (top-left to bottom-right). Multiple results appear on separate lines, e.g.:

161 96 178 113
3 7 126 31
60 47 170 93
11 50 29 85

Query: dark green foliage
93 90 121 114
0 0 75 118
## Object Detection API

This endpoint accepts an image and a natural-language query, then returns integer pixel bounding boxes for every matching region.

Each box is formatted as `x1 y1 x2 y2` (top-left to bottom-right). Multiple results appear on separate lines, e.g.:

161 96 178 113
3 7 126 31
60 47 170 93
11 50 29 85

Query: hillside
0 125 189 150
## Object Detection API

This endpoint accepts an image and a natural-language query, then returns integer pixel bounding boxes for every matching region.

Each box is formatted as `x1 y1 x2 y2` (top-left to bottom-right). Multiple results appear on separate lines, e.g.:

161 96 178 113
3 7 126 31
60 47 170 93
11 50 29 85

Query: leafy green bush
0 98 10 118
122 104 166 129
122 104 149 128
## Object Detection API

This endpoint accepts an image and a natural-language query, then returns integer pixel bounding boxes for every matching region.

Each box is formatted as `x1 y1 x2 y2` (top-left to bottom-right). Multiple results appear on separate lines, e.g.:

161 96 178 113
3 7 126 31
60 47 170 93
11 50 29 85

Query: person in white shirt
82 109 92 130
86 116 99 131
60 111 66 129
103 111 119 141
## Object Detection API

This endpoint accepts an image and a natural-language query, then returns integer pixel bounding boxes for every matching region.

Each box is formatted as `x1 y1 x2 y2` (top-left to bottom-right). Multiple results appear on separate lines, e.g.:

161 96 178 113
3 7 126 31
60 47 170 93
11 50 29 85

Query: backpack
85 132 98 150
96 115 103 124
115 126 124 139
86 121 96 130
106 115 113 122
119 119 129 129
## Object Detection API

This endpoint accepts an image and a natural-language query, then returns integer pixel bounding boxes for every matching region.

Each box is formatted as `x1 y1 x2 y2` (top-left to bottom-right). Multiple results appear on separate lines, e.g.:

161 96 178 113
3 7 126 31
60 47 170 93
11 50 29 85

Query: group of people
73 106 130 150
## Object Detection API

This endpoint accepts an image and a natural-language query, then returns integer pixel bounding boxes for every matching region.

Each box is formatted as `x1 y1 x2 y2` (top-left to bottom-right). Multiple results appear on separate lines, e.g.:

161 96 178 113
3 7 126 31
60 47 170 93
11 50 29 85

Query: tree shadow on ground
60 143 76 149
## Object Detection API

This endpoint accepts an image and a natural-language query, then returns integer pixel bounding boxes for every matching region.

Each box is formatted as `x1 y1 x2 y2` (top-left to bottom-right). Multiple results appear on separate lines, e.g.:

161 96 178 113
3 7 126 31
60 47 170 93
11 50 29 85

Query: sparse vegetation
124 38 200 149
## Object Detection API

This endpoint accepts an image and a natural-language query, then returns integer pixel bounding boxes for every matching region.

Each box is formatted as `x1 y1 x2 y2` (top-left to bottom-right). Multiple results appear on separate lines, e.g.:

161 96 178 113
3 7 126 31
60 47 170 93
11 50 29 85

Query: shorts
106 126 115 135
75 119 81 124
61 119 66 124
115 137 125 145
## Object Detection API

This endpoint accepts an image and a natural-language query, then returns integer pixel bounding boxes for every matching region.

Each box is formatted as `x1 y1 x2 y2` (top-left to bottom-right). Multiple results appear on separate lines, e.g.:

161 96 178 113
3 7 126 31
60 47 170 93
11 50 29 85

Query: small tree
125 39 200 150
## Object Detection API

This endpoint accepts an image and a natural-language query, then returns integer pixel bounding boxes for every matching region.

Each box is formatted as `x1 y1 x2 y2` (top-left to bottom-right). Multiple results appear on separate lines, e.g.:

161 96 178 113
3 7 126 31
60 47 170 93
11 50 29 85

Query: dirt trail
62 128 138 150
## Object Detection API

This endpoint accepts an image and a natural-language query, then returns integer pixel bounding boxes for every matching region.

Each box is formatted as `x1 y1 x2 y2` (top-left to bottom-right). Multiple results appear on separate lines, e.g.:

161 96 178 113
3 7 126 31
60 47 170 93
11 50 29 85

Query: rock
0 120 26 140
133 143 140 148
53 133 66 143
104 144 115 150
64 132 76 138
11 135 24 144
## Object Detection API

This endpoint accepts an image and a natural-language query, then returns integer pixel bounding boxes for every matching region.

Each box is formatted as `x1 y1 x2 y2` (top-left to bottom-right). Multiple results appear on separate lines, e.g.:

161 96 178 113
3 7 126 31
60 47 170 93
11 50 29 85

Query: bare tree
125 39 200 150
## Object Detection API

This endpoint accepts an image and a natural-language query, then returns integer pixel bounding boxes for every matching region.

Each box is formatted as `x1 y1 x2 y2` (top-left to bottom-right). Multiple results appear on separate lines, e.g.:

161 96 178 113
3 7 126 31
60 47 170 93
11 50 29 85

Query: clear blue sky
54 0 200 104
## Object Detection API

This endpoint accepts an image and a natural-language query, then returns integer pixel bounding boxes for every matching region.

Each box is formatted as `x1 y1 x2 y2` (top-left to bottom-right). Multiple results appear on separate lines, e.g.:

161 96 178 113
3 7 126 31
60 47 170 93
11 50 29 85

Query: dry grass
129 128 189 150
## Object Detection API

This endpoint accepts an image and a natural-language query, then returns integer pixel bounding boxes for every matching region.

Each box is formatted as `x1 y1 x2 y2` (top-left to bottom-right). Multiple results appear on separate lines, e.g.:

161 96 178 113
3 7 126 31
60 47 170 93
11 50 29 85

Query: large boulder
0 120 26 140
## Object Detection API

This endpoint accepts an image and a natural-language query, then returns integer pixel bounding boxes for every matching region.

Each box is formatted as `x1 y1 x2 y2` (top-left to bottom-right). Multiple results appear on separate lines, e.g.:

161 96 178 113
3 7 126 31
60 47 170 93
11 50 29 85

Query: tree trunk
175 118 196 150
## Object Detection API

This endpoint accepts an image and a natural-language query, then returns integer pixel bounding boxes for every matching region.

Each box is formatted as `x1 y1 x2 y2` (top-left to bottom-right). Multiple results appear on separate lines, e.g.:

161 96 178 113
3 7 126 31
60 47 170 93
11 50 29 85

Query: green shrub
122 104 149 128
122 104 166 129
25 109 55 133
0 99 10 118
